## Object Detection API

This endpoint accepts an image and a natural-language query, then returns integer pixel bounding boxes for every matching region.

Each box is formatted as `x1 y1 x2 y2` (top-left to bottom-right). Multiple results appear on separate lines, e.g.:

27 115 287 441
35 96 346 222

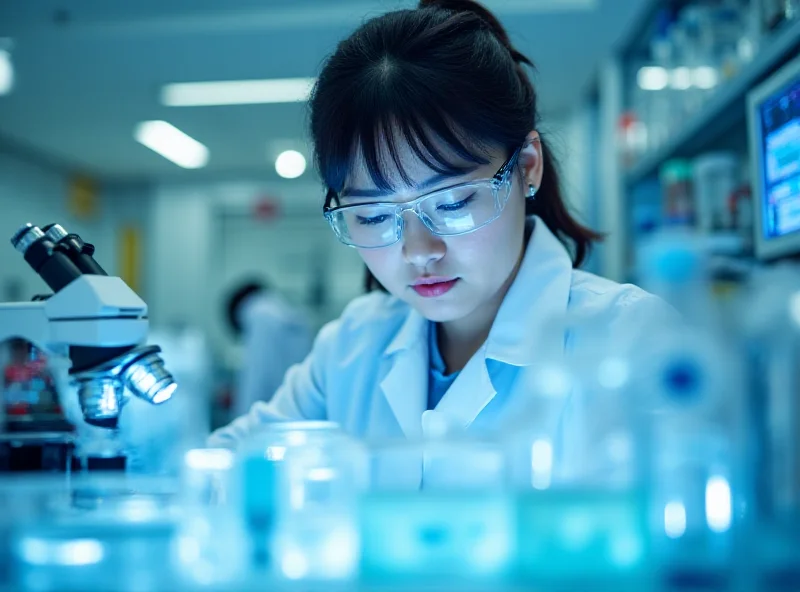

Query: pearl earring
526 184 537 199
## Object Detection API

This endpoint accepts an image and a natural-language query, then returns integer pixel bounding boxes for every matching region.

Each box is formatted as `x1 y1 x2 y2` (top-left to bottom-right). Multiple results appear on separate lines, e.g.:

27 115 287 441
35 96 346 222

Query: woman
209 0 669 479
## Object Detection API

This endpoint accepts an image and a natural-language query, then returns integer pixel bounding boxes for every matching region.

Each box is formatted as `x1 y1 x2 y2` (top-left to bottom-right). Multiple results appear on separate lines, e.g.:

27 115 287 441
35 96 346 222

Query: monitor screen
759 78 800 238
750 55 800 260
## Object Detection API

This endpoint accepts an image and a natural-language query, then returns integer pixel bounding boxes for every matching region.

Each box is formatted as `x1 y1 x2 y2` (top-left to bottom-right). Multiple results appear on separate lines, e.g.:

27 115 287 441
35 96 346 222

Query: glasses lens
420 182 507 235
330 206 399 248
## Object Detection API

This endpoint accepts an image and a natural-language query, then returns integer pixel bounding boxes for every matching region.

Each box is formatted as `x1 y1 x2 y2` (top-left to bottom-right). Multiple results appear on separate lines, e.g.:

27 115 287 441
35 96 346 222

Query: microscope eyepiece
10 222 83 292
43 223 108 276
11 223 45 255
43 223 69 244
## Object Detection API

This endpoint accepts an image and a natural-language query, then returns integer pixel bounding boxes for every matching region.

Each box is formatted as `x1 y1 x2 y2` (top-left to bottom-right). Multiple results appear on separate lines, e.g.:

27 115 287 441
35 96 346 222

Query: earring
526 184 538 199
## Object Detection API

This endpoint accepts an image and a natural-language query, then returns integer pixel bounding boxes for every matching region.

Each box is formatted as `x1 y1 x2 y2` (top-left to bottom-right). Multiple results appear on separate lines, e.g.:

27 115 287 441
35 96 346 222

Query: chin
411 300 472 323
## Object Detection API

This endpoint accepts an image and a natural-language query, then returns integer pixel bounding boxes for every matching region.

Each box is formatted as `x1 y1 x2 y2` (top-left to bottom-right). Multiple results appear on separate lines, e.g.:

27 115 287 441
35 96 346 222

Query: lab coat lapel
379 308 428 439
435 218 574 430
485 216 574 366
434 345 496 430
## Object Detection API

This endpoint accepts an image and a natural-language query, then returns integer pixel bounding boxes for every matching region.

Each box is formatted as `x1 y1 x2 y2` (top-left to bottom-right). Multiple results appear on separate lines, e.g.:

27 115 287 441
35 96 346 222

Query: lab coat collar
484 216 573 366
381 311 428 439
385 306 427 357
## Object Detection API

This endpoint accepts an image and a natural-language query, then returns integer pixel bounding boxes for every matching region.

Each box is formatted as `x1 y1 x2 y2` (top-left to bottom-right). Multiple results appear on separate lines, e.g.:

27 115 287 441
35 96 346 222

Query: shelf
625 17 800 188
702 231 750 256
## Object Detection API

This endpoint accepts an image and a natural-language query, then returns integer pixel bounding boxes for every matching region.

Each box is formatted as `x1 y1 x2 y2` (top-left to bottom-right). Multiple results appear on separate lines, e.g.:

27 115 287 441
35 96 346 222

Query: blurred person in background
225 278 314 418
208 0 671 472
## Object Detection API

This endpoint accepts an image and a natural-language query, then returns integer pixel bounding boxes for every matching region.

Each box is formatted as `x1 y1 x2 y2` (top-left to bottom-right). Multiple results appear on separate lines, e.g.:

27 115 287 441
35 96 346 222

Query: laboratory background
0 0 799 590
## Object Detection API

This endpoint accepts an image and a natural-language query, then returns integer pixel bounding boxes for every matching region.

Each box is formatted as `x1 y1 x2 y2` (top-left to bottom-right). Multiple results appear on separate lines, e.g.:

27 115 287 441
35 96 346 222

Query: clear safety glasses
323 147 521 249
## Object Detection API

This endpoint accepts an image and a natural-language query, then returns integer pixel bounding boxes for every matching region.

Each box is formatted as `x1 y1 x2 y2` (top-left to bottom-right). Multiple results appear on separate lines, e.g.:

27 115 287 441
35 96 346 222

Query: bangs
354 95 492 193
314 62 497 195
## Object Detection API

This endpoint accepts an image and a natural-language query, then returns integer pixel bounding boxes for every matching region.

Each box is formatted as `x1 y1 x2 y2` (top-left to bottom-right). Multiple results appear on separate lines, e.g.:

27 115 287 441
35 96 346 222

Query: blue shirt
428 322 458 410
428 322 523 415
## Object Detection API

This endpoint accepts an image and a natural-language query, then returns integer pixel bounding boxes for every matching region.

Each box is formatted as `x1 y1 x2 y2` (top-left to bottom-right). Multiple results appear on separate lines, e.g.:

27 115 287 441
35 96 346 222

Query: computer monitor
748 54 800 260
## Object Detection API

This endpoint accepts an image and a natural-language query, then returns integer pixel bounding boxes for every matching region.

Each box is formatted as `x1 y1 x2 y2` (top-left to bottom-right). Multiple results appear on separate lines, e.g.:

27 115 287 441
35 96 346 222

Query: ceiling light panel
134 120 209 169
161 78 316 107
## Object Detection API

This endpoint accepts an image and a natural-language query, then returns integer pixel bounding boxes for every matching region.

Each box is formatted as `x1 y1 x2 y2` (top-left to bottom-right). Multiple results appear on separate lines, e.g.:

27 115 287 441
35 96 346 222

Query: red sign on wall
253 196 282 221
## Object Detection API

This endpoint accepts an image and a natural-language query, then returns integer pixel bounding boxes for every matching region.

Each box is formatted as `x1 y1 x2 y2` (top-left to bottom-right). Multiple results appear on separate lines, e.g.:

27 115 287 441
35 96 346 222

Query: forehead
343 130 500 193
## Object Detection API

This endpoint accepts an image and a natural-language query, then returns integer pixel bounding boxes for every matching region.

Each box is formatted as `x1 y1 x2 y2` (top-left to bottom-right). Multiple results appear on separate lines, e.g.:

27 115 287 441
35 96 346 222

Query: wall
0 149 153 306
0 151 101 301
146 179 364 369
540 105 603 274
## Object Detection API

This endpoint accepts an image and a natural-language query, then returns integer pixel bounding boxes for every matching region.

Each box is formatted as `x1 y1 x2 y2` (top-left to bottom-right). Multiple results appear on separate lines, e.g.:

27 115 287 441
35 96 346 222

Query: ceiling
0 0 648 182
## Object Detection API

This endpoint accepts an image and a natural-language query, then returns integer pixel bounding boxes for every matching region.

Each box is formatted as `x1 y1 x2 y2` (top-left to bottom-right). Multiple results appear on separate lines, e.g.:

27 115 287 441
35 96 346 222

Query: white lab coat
209 217 672 489
233 292 314 417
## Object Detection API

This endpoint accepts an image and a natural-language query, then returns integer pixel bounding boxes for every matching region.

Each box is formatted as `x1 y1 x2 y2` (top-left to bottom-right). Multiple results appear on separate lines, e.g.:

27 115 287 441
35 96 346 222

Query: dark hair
310 0 602 291
225 279 267 336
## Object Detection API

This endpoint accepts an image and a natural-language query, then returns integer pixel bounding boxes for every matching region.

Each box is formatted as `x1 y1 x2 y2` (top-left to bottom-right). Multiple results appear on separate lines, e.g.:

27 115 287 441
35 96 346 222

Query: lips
411 277 459 298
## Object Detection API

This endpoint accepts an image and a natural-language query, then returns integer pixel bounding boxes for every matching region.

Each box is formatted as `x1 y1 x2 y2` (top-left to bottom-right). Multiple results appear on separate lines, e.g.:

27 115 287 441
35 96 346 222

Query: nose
401 211 446 268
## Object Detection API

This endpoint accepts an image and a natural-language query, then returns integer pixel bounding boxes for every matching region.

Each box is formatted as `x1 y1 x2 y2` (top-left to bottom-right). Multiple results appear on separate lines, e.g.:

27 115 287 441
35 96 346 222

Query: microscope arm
0 276 150 362
0 301 55 358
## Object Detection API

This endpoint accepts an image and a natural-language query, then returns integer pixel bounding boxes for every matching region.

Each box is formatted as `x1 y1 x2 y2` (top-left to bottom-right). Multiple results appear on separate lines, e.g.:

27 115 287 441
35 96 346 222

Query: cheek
449 197 526 265
358 247 401 285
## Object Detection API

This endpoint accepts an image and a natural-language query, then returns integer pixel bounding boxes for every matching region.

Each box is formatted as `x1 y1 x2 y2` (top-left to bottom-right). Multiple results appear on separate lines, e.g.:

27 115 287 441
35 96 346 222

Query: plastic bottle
740 265 800 588
635 232 747 589
660 160 696 227
693 152 741 232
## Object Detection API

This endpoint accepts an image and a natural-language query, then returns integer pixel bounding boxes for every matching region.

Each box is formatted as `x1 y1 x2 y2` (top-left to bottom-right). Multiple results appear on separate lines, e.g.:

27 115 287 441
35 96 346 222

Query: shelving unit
591 4 800 282
625 18 800 187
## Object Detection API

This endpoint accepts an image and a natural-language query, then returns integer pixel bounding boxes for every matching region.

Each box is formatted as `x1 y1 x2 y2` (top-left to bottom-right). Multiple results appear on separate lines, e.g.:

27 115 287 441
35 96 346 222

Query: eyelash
356 214 391 225
436 194 476 212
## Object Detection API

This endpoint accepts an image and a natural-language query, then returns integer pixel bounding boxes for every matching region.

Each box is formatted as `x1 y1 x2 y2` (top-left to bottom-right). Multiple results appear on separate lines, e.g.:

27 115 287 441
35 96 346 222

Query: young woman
210 0 669 482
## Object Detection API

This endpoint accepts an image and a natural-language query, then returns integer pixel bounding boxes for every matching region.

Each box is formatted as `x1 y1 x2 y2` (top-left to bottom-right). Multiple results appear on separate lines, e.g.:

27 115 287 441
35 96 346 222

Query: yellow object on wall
68 176 98 219
119 226 141 295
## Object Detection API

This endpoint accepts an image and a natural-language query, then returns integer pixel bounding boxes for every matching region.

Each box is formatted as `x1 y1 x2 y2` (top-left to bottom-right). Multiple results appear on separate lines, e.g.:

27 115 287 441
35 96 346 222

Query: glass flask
238 421 367 583
359 435 514 587
3 473 179 592
505 311 652 591
171 447 250 589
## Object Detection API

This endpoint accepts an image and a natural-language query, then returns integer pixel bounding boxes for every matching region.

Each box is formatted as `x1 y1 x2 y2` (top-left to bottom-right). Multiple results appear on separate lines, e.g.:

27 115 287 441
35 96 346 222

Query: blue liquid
515 489 651 589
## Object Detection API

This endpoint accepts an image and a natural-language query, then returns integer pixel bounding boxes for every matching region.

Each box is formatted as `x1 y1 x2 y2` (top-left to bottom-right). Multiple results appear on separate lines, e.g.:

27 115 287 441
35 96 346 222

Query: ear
518 130 543 192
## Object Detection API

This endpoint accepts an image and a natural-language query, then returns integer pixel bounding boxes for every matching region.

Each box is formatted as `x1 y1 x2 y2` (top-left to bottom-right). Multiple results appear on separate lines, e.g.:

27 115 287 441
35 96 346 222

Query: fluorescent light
161 78 316 107
670 67 692 90
637 66 669 91
275 150 306 179
0 49 13 95
693 66 719 90
134 121 209 169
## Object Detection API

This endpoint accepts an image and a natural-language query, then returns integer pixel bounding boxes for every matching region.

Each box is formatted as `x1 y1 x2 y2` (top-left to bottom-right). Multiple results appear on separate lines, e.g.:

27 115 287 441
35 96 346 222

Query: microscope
0 222 177 472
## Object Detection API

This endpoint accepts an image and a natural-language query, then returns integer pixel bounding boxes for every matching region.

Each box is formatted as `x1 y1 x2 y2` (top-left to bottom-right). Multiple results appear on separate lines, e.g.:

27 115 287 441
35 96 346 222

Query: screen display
759 77 800 239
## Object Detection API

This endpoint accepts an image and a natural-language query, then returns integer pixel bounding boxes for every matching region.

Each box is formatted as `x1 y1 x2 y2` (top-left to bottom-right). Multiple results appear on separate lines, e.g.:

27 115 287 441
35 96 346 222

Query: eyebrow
340 165 480 199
